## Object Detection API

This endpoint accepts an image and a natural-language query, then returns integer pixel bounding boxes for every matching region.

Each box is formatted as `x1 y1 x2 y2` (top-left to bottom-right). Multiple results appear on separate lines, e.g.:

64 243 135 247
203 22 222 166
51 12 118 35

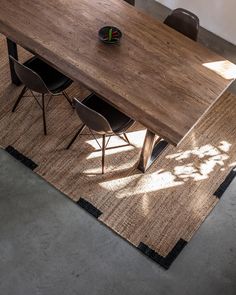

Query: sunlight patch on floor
229 162 236 168
82 159 136 174
166 142 230 161
85 144 134 160
99 169 184 199
85 129 146 150
98 141 231 202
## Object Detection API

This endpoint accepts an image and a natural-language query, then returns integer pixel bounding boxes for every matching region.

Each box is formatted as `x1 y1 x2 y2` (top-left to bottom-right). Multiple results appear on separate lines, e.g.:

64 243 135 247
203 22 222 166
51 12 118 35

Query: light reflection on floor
98 140 232 201
73 125 234 216
79 130 145 175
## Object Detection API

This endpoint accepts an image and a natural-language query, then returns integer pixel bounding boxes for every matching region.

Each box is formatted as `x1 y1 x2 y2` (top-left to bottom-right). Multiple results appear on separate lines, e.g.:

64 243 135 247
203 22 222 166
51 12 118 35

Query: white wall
157 0 236 45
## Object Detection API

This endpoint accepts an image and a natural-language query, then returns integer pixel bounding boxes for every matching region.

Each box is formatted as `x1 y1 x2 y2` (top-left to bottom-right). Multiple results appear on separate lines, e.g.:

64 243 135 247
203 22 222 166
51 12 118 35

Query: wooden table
0 0 236 172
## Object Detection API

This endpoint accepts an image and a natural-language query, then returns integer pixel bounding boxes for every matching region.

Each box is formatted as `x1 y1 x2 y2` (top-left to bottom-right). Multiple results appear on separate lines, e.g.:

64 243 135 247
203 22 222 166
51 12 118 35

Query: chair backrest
164 8 199 41
74 97 113 135
10 56 49 94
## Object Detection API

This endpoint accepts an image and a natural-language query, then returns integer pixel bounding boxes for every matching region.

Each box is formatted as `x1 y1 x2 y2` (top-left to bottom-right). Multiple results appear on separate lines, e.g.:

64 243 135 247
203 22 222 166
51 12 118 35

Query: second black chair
66 93 134 174
10 56 73 135
164 8 200 41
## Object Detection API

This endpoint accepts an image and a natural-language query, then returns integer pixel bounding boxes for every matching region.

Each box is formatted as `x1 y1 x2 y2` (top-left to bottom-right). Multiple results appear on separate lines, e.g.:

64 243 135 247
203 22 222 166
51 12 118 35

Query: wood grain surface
0 0 235 146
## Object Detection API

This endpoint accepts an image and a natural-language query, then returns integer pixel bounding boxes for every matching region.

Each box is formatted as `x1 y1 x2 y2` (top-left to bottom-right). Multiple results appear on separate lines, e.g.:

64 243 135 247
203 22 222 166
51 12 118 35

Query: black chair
10 56 73 135
66 93 135 174
164 8 200 41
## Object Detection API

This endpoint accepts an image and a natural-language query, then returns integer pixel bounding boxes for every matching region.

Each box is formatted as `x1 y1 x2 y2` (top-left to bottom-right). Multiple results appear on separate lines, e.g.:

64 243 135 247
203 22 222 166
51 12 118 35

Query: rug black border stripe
77 198 103 219
77 195 187 269
138 239 187 269
214 167 236 198
5 145 38 170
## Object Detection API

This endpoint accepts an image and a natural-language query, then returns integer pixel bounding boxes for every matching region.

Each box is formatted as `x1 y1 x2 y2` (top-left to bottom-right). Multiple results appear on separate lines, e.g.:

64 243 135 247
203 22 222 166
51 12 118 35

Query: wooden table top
0 0 236 145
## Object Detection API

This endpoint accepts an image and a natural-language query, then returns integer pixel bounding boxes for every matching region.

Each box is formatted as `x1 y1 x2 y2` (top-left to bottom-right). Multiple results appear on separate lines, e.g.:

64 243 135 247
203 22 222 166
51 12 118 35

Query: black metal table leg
6 38 21 85
137 129 169 173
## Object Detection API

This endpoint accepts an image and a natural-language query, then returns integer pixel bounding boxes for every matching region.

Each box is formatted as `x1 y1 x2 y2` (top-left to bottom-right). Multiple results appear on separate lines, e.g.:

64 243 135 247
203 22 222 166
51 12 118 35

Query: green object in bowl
98 26 122 44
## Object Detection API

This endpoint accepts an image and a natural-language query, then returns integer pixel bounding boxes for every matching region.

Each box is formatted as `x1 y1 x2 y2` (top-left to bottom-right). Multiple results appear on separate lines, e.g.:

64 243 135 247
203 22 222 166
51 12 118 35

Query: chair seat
24 57 73 93
83 94 134 133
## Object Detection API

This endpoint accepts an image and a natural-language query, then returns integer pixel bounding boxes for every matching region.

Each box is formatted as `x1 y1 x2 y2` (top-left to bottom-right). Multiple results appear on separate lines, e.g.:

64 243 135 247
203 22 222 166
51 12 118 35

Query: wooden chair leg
66 124 86 149
12 86 27 112
102 134 106 174
42 94 47 135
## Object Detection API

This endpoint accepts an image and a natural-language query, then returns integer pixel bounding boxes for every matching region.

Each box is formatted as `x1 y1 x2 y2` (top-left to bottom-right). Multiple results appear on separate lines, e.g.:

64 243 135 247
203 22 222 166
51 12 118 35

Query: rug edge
137 239 188 269
5 145 38 170
214 167 236 198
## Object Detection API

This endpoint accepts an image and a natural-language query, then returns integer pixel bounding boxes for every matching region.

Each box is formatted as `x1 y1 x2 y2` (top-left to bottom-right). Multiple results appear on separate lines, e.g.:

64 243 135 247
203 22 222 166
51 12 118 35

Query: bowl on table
98 26 122 44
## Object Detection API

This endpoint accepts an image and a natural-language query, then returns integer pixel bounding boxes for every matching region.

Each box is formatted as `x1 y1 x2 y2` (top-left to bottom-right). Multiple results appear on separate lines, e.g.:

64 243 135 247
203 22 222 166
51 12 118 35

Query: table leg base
6 38 21 86
137 129 169 173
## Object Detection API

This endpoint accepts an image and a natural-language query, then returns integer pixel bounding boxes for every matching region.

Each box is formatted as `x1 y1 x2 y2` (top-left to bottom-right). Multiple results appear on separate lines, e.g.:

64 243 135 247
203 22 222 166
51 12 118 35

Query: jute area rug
0 35 236 269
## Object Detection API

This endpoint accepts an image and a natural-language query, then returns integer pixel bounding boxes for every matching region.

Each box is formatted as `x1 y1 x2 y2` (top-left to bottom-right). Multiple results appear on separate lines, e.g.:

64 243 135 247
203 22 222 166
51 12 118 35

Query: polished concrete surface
0 1 236 294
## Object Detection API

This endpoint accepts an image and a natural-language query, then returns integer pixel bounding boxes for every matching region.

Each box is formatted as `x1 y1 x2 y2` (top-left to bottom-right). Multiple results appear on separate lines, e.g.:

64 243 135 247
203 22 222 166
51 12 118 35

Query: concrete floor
0 1 236 294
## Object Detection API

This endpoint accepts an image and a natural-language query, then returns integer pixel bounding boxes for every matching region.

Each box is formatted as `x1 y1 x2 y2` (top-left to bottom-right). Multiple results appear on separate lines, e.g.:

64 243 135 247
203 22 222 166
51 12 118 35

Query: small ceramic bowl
98 26 122 44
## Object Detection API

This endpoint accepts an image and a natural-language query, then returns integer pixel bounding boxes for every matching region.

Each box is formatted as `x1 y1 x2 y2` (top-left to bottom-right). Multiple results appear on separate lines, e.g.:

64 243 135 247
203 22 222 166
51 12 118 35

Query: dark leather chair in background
10 56 73 135
66 93 134 174
164 8 200 41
